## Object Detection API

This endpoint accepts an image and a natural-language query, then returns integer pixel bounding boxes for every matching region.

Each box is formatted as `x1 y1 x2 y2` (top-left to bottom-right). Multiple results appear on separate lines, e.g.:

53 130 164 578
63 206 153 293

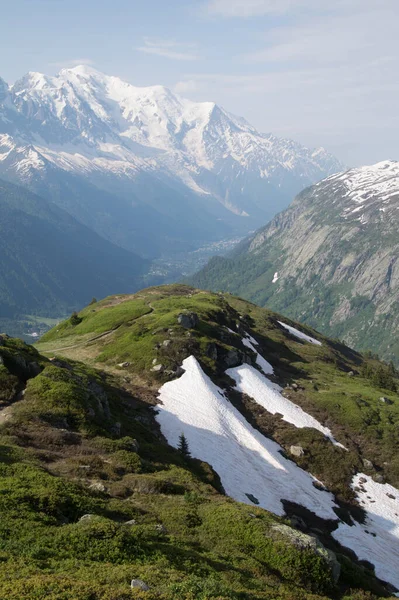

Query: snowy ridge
314 160 399 221
156 356 337 519
226 363 345 448
0 65 343 220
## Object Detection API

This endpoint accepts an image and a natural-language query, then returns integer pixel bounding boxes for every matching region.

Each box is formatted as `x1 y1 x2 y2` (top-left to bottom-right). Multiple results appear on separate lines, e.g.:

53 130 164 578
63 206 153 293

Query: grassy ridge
1 333 385 600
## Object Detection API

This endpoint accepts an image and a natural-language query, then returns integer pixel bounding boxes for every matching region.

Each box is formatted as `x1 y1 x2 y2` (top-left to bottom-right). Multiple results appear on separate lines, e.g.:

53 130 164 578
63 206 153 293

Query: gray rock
347 370 355 377
207 343 218 361
152 358 158 365
363 459 374 469
245 493 259 505
155 523 167 533
131 579 149 591
290 445 305 457
162 339 172 347
111 422 121 436
224 348 241 368
271 524 341 582
151 363 164 373
380 396 393 405
177 312 199 329
373 474 385 484
124 519 137 526
117 362 130 368
89 482 106 493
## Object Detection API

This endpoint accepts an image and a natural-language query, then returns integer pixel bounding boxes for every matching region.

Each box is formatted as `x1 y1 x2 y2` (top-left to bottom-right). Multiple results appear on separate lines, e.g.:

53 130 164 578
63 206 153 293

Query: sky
1 0 398 166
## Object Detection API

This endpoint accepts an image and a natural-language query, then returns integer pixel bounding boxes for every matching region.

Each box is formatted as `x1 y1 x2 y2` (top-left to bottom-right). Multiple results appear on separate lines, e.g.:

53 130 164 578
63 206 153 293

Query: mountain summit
0 66 343 256
190 161 399 364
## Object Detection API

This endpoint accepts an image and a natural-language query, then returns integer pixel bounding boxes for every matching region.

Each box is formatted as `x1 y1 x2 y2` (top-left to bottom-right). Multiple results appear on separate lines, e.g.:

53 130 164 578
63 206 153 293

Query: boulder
290 445 305 457
363 459 374 469
177 312 199 329
373 474 385 484
89 482 106 493
131 579 149 591
245 493 260 505
380 396 393 405
270 524 341 583
151 364 164 373
79 514 95 522
224 348 241 368
117 362 130 368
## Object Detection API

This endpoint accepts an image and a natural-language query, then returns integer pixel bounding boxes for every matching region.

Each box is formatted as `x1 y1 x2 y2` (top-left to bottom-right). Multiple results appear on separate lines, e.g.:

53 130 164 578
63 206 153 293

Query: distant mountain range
0 66 343 258
190 160 399 364
0 179 147 318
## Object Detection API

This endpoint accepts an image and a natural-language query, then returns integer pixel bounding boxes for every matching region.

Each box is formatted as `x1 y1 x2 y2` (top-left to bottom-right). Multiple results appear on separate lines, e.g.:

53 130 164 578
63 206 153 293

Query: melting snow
156 356 337 519
278 321 322 346
241 333 274 375
333 474 399 589
226 363 345 448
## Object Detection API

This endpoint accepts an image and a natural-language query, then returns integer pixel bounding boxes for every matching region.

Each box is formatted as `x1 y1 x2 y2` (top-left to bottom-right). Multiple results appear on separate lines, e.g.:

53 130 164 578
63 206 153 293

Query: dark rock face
177 312 199 329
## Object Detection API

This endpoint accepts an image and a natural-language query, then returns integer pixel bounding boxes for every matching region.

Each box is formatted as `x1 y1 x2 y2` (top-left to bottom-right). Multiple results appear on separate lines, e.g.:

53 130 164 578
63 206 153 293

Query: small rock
152 358 158 365
117 362 130 368
363 459 374 469
151 364 164 373
111 422 121 436
79 514 95 522
386 493 396 500
290 445 305 458
359 477 367 484
373 474 385 484
380 396 393 405
224 348 241 368
291 383 298 390
347 371 355 377
89 482 106 493
124 519 137 526
177 312 199 329
245 493 260 505
131 579 149 591
155 523 167 533
162 339 172 347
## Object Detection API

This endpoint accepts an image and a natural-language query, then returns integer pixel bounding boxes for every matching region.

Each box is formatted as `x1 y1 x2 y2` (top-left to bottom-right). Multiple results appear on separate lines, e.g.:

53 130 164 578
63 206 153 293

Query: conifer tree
178 433 191 459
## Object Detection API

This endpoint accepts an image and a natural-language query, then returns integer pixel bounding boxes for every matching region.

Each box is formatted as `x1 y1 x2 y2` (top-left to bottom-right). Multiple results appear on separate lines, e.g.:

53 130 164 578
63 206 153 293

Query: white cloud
49 58 95 68
137 38 199 61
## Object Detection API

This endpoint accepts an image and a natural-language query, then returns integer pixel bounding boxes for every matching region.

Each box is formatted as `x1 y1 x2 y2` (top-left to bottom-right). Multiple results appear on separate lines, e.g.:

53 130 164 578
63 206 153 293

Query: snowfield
333 474 399 589
156 356 337 519
226 363 345 448
156 356 399 590
278 321 322 346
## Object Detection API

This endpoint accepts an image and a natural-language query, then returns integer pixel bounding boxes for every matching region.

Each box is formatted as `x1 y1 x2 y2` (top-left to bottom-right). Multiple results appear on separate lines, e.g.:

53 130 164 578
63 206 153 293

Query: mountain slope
189 161 399 364
0 66 343 256
0 311 396 598
33 284 399 595
0 178 148 317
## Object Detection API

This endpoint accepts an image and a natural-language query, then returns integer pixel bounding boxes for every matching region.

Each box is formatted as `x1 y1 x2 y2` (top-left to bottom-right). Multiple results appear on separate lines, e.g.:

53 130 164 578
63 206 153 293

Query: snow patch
333 473 399 590
278 321 322 346
272 271 279 283
226 363 344 448
156 356 337 519
241 333 274 375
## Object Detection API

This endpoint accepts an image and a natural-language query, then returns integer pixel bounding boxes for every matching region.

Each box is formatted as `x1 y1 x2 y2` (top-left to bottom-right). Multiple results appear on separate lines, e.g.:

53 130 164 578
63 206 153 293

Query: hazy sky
2 0 398 166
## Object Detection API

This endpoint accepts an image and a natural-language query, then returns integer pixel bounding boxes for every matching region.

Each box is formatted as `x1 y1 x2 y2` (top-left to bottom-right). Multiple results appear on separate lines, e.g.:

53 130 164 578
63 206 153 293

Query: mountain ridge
0 65 344 258
189 160 399 364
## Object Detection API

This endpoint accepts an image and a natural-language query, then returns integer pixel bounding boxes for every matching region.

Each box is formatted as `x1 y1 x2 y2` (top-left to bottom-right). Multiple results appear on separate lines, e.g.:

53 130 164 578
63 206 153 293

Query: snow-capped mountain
190 160 399 364
0 65 343 256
